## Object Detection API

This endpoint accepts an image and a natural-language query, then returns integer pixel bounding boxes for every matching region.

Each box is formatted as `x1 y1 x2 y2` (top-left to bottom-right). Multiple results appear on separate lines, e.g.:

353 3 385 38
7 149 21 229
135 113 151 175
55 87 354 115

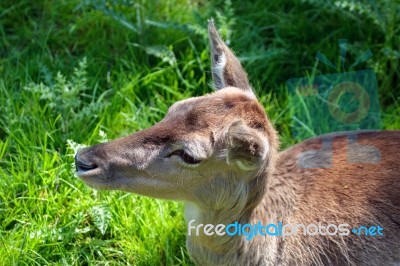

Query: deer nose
75 150 98 173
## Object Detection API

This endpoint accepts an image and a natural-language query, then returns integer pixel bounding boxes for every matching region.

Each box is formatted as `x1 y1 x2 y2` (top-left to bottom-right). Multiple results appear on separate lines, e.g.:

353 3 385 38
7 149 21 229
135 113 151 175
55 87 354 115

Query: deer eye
168 149 201 164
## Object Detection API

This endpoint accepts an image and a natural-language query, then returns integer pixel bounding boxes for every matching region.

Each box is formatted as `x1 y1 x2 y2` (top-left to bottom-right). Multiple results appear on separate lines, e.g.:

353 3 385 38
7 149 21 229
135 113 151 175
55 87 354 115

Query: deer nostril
75 154 98 173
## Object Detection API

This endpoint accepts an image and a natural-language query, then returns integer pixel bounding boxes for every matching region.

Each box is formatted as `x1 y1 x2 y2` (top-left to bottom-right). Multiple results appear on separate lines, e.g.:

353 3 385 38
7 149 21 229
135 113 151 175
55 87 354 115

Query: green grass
0 0 399 265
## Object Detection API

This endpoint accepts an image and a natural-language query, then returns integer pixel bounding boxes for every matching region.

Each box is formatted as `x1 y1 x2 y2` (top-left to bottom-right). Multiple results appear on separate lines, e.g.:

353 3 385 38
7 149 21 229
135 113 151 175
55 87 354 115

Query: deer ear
226 120 269 171
208 19 253 93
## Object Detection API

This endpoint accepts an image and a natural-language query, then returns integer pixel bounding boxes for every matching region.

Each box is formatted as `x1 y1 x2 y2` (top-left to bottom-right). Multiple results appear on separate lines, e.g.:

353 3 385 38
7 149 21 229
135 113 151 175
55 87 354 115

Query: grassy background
0 0 399 265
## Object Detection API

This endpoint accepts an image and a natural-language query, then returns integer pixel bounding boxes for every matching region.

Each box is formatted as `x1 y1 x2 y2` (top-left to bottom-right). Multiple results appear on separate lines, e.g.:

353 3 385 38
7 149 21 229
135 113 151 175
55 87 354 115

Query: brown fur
264 131 400 265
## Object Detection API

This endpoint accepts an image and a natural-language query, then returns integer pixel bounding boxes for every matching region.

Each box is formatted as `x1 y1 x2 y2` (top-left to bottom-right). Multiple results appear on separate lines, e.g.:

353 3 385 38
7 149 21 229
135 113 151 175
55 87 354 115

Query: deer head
75 20 279 211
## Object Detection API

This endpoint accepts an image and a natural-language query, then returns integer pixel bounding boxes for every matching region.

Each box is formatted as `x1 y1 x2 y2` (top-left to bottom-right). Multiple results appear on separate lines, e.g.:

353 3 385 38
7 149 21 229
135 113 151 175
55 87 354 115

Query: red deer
75 20 400 265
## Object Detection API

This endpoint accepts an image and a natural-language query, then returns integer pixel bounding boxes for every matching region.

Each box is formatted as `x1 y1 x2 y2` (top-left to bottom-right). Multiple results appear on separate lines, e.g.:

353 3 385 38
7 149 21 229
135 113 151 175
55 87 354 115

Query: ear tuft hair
226 120 269 171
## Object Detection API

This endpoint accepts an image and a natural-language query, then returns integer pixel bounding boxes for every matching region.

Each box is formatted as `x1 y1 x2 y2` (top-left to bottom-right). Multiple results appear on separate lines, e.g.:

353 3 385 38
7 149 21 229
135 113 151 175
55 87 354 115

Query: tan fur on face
76 87 277 201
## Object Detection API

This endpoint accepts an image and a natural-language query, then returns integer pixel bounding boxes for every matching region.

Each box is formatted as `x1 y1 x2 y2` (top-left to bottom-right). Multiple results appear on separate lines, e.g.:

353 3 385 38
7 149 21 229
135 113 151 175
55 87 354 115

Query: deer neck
184 166 297 265
184 187 252 265
185 165 294 265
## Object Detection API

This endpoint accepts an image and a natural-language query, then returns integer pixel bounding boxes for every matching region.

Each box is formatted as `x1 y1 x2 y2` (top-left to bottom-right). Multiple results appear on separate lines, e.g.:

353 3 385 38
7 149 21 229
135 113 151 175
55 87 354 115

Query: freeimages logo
286 40 381 168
